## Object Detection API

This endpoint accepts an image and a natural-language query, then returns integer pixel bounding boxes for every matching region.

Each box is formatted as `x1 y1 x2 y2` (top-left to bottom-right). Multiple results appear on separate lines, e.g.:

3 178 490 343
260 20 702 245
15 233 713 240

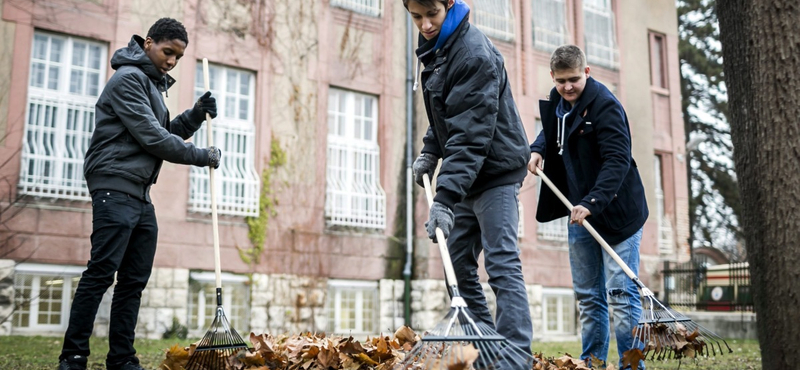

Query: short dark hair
402 0 449 10
550 45 586 71
146 18 189 45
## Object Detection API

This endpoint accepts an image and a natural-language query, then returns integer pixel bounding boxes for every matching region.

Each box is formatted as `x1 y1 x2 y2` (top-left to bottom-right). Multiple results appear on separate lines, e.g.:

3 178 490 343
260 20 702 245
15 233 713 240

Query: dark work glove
207 146 222 169
412 153 438 187
425 201 454 243
192 91 217 121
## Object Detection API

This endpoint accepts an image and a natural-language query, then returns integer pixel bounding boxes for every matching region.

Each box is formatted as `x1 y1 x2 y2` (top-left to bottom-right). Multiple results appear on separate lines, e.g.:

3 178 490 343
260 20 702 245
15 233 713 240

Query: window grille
542 288 576 335
189 63 260 217
187 272 250 334
583 0 618 69
654 155 673 255
532 0 568 52
325 88 386 229
326 280 378 334
473 0 515 42
19 32 107 201
12 263 85 332
330 0 383 17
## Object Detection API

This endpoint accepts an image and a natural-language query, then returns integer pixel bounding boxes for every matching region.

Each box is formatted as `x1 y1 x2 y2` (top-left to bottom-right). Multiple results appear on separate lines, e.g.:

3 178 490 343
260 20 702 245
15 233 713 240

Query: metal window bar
662 261 754 312
325 139 386 229
538 217 568 241
330 0 383 17
189 63 260 217
474 0 516 41
583 0 618 69
19 33 105 201
532 0 568 52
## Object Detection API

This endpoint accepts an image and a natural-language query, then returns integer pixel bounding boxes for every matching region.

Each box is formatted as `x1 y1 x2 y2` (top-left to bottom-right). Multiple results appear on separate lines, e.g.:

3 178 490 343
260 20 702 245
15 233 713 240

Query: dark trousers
61 190 158 368
447 183 533 368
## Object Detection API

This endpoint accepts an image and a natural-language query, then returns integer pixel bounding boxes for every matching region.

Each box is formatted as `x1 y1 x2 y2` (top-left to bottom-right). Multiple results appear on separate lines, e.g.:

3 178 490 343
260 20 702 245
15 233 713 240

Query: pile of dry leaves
162 325 706 370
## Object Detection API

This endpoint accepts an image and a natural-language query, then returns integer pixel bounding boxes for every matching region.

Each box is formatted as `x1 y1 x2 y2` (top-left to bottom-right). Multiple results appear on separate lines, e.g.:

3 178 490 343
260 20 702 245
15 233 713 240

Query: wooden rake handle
202 58 222 289
422 173 459 290
535 168 646 289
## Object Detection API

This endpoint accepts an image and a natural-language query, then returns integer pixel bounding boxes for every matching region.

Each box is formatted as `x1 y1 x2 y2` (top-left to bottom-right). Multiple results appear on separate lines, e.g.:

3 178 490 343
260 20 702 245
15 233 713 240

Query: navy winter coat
530 77 648 245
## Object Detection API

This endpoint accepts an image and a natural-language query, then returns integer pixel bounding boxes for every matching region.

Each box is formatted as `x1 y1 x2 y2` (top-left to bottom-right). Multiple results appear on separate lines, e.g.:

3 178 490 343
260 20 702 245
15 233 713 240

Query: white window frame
654 155 673 255
327 280 378 335
330 0 383 17
19 32 107 201
11 263 86 332
473 0 516 42
583 0 619 69
325 88 386 230
532 0 569 52
542 288 576 335
189 62 260 217
187 271 250 335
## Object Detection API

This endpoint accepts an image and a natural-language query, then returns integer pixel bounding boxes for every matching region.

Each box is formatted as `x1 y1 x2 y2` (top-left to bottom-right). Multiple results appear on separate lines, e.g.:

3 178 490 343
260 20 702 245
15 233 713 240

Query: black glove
425 201 454 243
207 146 222 169
193 91 217 121
412 153 438 187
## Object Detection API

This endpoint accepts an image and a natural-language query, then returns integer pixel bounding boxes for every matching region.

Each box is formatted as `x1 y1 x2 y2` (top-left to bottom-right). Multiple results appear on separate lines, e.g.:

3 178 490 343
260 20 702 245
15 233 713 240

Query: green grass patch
0 335 761 370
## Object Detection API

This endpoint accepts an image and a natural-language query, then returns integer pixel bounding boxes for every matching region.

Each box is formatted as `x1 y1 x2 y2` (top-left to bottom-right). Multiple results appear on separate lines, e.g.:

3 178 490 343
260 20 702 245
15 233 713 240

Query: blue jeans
447 183 533 367
568 225 644 369
61 190 158 369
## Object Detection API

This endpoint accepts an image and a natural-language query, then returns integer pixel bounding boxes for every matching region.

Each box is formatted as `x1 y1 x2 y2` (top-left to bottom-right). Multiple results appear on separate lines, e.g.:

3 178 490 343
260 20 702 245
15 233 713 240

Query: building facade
0 0 687 342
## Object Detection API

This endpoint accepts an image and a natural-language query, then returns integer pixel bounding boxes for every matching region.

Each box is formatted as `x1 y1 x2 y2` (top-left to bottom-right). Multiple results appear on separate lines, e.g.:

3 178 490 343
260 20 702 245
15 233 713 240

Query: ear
550 70 555 81
448 0 455 9
144 37 153 51
584 66 591 77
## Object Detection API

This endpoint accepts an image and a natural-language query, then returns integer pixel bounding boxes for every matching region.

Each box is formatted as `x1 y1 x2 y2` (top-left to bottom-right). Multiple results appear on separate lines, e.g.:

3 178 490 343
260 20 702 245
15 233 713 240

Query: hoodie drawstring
557 111 569 156
413 59 421 92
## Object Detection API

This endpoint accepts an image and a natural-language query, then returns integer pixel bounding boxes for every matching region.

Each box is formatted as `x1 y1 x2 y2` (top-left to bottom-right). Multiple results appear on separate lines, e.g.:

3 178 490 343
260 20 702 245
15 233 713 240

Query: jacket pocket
596 184 639 231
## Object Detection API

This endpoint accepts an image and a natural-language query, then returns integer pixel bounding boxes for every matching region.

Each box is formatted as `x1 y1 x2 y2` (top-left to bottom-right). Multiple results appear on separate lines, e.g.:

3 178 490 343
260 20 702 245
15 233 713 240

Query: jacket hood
111 35 176 90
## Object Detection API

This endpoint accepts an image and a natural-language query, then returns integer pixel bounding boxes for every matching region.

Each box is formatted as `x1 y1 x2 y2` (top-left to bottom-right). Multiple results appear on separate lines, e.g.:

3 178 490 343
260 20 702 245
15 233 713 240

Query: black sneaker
57 355 87 370
116 361 147 370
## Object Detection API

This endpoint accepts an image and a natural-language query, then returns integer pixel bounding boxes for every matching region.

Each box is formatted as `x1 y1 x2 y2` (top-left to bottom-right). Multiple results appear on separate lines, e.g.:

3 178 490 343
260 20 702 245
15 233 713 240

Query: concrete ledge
682 311 757 340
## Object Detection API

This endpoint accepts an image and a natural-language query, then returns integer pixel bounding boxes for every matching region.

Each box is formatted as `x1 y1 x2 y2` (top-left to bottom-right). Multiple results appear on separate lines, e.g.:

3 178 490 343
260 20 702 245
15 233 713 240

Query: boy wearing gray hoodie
58 18 219 370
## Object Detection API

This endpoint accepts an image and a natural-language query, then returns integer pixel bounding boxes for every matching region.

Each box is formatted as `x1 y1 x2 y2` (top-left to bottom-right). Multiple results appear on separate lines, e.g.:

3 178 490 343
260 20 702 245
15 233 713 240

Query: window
532 0 568 52
518 202 525 238
583 0 618 69
326 88 386 229
326 280 378 334
12 263 85 332
330 0 382 17
187 271 250 335
189 63 260 217
654 155 673 255
542 288 575 335
19 32 107 201
473 0 515 42
649 32 668 89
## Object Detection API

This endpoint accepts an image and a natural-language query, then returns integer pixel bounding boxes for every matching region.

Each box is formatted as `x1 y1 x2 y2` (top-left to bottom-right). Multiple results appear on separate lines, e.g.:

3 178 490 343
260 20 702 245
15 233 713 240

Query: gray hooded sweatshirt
83 35 209 202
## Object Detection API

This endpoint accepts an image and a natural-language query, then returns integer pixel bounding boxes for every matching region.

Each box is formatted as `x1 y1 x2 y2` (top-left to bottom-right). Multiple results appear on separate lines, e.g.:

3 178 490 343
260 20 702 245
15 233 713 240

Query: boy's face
407 0 454 40
551 66 590 105
144 37 186 75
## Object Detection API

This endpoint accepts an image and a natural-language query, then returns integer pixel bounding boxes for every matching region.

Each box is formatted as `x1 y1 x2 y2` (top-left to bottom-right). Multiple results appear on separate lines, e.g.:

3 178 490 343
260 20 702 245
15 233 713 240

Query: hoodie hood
412 0 470 90
111 35 176 92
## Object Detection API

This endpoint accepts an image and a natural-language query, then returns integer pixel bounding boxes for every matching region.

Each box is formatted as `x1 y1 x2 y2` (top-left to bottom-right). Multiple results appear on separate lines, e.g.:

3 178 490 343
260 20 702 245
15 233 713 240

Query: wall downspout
402 11 415 326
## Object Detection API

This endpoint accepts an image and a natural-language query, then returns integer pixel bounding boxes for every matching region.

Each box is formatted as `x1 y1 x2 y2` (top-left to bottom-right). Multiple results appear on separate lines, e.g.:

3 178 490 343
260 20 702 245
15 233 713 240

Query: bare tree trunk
716 1 800 368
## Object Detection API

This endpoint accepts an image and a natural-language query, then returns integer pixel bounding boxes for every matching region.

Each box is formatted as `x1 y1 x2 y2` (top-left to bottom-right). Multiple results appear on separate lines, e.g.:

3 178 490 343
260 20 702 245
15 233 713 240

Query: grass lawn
0 335 761 369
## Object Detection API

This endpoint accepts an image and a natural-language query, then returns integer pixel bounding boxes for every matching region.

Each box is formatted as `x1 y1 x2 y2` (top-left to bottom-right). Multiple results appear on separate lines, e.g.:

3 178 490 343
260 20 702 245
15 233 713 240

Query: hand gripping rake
535 168 731 361
185 59 250 370
396 173 536 370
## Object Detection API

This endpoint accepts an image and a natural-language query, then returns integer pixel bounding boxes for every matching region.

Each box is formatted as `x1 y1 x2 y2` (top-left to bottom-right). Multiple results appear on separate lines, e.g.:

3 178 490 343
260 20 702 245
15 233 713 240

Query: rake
396 173 536 370
184 58 250 370
535 168 731 361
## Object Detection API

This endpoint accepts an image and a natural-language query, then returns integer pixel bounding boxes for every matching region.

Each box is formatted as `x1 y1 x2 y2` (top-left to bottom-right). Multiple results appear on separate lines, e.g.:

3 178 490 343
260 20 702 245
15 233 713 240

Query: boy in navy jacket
529 45 648 369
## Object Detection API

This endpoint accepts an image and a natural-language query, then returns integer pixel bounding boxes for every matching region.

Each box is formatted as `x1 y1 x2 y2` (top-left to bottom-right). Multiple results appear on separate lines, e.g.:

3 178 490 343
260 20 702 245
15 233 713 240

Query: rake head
633 296 732 361
185 302 250 370
396 297 536 370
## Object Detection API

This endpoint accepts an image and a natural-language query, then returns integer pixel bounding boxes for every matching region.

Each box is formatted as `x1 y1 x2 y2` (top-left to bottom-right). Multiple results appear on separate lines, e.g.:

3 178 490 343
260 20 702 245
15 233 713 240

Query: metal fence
662 261 754 312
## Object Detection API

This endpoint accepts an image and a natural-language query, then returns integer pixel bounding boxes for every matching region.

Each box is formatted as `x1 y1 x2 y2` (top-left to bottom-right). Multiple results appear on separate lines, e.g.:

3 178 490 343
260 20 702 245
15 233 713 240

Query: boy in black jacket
529 45 648 369
404 0 533 367
58 18 220 370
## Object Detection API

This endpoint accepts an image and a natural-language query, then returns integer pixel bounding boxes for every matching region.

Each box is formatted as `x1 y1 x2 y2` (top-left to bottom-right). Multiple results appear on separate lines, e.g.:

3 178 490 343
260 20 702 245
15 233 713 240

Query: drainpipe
402 11 415 327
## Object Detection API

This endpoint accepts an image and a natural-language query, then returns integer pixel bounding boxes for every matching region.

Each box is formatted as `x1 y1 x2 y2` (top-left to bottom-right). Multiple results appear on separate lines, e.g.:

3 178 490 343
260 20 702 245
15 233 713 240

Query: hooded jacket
417 0 530 210
530 77 648 245
83 35 209 202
